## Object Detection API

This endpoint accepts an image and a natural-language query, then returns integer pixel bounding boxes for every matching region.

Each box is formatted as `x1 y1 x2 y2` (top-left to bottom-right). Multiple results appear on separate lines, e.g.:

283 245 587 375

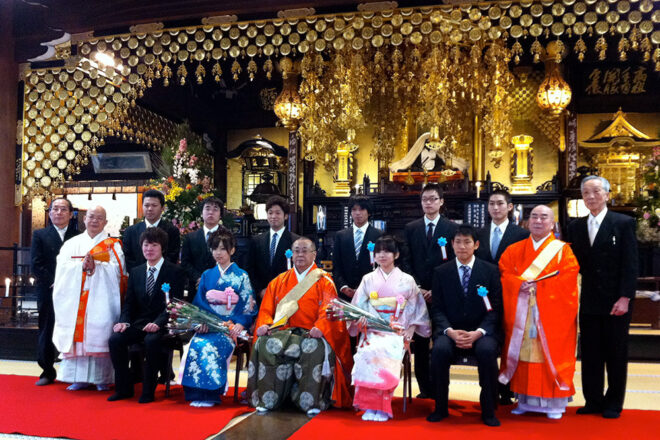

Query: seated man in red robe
498 205 580 420
247 237 353 416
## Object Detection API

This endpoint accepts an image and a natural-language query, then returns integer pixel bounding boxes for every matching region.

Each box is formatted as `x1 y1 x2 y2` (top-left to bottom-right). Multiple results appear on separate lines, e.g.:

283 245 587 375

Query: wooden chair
233 339 251 403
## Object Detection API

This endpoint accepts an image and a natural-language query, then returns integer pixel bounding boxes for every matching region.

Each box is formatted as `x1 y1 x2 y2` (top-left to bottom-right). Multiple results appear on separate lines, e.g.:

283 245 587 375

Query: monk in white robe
53 206 125 390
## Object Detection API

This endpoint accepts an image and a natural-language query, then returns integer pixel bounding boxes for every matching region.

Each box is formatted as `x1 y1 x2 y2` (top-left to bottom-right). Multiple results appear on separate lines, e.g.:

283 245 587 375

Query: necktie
460 265 471 295
589 218 599 245
354 228 363 259
491 226 502 259
146 266 156 296
206 230 212 244
270 232 278 263
427 223 434 241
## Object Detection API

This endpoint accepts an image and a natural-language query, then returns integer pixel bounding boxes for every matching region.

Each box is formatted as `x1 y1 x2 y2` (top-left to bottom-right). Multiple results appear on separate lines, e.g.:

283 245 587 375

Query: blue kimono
181 262 256 402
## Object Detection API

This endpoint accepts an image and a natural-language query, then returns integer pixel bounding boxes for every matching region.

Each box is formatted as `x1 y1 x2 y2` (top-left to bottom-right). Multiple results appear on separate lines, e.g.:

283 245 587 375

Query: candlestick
5 278 10 298
475 181 482 199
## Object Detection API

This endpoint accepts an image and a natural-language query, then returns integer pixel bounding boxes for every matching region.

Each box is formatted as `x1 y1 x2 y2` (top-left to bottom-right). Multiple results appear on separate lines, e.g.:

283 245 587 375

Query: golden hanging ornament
161 64 171 86
231 60 241 81
263 59 273 80
212 62 222 82
596 36 608 61
177 63 188 85
575 37 587 62
247 60 257 81
195 63 206 84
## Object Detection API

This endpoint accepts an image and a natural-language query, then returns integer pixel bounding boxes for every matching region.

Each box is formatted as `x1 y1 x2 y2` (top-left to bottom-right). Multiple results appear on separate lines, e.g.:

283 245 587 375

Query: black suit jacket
332 225 383 297
431 257 503 342
119 260 185 329
180 228 217 293
248 229 300 293
30 225 79 300
475 222 530 264
403 216 458 290
566 210 638 315
122 219 181 271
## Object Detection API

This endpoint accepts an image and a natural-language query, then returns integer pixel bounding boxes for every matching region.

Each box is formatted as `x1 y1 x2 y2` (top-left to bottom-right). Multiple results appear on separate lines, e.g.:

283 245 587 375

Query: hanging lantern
273 58 303 131
537 62 572 117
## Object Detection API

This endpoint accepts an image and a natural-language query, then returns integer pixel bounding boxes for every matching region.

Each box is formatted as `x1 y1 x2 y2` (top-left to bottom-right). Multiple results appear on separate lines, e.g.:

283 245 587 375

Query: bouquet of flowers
325 298 400 333
167 298 250 341
635 146 660 244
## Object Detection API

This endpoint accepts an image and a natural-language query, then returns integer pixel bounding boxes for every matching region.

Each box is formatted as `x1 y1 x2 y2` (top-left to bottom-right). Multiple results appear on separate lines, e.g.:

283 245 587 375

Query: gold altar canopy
18 0 660 202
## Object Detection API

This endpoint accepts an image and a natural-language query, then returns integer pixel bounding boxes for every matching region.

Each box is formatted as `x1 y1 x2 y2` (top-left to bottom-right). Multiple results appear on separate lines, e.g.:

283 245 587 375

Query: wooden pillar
287 130 299 233
0 0 20 277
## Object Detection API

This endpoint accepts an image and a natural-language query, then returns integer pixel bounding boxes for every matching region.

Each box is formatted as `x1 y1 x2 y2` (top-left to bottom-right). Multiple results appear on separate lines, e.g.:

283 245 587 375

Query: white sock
373 411 389 422
362 410 376 421
256 406 268 413
307 408 321 417
511 407 526 415
96 384 110 391
547 412 562 420
378 411 391 420
66 383 89 391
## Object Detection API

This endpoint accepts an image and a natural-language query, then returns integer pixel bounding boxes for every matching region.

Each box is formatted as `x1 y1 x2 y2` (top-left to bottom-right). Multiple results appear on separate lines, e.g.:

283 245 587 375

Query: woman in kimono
349 236 431 421
180 230 257 407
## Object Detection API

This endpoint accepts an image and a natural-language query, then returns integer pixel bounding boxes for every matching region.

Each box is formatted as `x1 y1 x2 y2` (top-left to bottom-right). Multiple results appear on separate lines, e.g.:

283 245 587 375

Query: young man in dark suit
30 197 80 386
181 197 226 295
476 190 530 265
108 227 184 403
403 183 458 398
122 189 181 271
248 195 300 299
332 195 383 301
475 189 528 404
566 176 638 419
428 224 503 427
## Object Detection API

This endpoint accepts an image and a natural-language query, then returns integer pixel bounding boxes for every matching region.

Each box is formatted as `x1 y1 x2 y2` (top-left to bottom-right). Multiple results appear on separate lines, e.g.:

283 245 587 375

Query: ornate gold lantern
537 63 572 117
510 134 535 194
273 58 303 131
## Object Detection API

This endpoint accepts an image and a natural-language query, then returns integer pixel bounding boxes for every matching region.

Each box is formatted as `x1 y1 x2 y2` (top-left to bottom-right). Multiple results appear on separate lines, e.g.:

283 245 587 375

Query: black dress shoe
107 392 133 402
576 405 602 415
602 409 621 419
416 392 431 399
138 395 155 404
482 415 501 427
35 377 54 386
426 411 449 422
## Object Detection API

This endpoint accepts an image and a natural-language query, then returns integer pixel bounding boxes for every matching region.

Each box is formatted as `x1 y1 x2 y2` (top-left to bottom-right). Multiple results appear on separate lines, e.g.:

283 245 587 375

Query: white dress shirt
145 218 161 228
146 257 165 281
54 225 68 241
588 207 608 245
424 215 439 235
269 227 286 252
490 218 509 249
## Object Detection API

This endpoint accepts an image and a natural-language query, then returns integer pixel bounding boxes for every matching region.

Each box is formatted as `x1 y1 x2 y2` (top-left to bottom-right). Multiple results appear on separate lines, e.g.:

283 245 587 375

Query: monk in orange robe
247 238 353 416
498 205 580 420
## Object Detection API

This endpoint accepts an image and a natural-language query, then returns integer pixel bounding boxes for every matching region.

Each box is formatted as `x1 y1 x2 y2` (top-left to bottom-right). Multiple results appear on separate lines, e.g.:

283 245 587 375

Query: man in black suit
181 197 226 296
30 197 80 386
566 176 638 419
428 224 502 427
403 183 458 398
476 190 530 265
108 227 184 403
475 189 528 404
248 195 300 299
332 195 383 301
122 189 181 271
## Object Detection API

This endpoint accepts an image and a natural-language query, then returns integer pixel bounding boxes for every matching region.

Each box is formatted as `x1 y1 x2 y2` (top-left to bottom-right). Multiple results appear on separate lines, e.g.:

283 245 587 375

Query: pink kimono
349 267 431 417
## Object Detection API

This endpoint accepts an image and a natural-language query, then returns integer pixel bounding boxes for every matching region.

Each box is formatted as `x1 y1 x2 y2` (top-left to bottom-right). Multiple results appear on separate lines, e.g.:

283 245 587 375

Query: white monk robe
53 231 124 385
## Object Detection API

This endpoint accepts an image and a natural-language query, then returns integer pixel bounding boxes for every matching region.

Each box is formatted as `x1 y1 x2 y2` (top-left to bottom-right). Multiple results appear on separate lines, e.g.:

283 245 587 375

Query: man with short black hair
403 183 458 398
122 189 181 271
31 197 80 386
181 197 227 295
248 195 300 299
332 195 383 301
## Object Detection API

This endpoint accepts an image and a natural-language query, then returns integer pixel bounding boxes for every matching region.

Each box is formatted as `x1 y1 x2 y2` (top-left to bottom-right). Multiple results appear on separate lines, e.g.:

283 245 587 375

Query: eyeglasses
421 197 440 203
50 207 70 212
292 248 315 254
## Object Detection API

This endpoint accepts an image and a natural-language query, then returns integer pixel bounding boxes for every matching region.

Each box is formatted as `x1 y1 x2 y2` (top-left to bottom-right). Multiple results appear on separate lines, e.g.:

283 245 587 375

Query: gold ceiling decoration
19 0 660 201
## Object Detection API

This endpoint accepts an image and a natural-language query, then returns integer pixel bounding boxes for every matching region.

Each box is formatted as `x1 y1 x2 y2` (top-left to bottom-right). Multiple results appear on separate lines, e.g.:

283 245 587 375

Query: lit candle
5 278 10 297
475 181 482 199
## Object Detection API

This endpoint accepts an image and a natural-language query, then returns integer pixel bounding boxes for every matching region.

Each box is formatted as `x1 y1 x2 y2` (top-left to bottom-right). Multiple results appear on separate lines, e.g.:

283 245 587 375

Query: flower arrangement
635 147 660 244
167 298 250 341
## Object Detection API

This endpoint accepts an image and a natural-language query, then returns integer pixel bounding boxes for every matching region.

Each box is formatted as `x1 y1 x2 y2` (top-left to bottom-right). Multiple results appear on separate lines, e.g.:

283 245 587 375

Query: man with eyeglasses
403 183 458 399
248 238 352 416
31 197 80 386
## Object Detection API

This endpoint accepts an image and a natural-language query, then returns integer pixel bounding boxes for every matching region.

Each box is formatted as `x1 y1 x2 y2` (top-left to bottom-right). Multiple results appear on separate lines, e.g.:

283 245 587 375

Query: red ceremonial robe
255 264 353 408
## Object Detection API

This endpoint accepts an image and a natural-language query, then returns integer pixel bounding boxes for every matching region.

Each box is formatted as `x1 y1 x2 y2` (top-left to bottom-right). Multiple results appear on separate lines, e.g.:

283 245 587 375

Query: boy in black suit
332 195 383 301
108 227 184 403
566 176 638 419
403 183 458 398
428 224 502 427
248 195 300 299
181 197 226 295
30 197 80 386
122 189 181 271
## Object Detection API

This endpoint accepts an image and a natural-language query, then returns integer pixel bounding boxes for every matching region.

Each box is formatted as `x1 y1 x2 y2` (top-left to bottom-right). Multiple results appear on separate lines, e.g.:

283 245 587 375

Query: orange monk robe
255 264 353 408
499 235 580 399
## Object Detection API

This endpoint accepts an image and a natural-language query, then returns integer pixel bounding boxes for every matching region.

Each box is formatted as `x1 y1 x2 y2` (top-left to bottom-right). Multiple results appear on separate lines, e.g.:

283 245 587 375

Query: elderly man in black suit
30 197 80 386
108 227 184 404
428 224 503 427
403 183 458 398
248 195 300 299
332 195 383 301
181 197 226 295
566 176 638 419
475 189 528 404
122 189 181 271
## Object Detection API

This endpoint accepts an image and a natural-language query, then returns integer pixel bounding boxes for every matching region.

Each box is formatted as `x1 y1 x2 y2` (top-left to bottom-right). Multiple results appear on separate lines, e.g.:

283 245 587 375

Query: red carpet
0 375 250 440
292 396 658 439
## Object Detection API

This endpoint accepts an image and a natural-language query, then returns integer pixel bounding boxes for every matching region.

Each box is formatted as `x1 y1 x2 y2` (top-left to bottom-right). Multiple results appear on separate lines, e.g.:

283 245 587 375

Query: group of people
29 175 637 426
